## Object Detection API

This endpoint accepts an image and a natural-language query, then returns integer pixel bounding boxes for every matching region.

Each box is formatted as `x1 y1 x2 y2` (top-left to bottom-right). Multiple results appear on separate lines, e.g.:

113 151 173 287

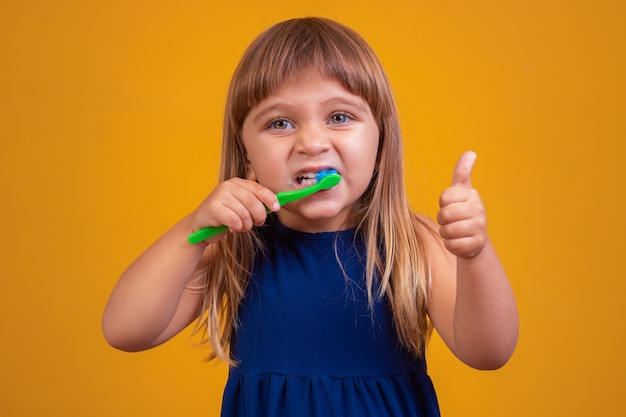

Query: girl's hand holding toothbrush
187 171 341 244
189 178 280 244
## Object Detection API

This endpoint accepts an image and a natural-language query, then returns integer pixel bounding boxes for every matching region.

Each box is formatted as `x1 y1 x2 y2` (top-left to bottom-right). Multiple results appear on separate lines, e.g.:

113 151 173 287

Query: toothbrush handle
187 225 229 244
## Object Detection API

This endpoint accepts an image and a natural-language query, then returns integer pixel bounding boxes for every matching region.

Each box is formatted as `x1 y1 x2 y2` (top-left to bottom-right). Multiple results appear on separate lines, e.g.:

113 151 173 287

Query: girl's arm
102 215 208 352
426 152 519 370
102 178 279 352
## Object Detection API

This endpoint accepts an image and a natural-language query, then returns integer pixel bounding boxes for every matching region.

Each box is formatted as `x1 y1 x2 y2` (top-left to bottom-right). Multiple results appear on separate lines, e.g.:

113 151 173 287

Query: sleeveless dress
221 218 441 416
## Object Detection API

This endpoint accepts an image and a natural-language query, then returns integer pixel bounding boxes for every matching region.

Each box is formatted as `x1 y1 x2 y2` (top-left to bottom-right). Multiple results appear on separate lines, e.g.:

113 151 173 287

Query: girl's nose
295 124 331 155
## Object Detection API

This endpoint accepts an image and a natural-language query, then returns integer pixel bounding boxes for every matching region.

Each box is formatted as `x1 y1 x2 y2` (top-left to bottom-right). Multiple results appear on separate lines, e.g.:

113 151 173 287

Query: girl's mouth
295 172 320 187
292 169 339 188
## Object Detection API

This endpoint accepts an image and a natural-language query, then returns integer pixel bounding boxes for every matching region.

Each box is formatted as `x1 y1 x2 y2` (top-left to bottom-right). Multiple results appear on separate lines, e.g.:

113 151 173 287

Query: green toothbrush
187 171 341 244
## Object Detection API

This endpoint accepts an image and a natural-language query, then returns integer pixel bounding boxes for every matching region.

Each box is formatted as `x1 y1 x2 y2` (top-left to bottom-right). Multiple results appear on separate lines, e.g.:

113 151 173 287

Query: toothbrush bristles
316 169 338 182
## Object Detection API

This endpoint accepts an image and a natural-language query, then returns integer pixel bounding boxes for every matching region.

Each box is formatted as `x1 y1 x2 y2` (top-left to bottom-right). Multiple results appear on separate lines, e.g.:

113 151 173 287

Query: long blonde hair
195 17 433 363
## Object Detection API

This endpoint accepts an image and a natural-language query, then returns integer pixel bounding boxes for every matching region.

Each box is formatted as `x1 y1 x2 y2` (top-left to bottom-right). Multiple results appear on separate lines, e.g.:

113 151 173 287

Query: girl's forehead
261 70 362 105
280 71 341 91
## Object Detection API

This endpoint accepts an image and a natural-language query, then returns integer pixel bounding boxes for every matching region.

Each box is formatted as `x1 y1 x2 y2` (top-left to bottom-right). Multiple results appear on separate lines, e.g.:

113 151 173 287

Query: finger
217 201 250 232
451 151 477 187
437 203 473 226
238 179 280 212
439 217 486 240
438 186 479 210
227 188 269 229
208 179 265 231
442 235 485 259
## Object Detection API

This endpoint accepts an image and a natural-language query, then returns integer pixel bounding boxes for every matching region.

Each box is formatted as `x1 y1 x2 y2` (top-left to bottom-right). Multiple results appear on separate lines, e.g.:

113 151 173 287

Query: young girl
103 17 518 416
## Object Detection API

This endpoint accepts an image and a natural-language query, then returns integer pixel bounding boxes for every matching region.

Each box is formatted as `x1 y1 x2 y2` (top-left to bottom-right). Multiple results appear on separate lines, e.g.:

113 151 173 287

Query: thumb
451 151 477 187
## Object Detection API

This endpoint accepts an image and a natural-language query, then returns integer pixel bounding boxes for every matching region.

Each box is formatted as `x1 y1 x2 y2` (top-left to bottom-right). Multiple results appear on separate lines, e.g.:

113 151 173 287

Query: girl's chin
276 207 350 232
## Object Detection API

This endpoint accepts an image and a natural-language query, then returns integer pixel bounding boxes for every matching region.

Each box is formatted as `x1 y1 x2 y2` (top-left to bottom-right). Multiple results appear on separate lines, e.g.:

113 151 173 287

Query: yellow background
1 1 624 416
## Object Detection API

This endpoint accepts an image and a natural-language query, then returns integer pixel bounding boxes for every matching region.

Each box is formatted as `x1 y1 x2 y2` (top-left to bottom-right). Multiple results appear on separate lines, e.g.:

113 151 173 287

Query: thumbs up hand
437 151 488 259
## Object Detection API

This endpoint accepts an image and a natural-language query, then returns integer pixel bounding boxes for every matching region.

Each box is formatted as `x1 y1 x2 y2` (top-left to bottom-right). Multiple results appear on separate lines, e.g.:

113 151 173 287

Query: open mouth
293 169 339 188
294 172 320 187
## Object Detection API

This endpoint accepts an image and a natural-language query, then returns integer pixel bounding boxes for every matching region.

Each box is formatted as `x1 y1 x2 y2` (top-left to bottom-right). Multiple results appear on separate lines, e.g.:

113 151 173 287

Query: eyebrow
251 95 371 125
252 103 294 125
328 97 370 114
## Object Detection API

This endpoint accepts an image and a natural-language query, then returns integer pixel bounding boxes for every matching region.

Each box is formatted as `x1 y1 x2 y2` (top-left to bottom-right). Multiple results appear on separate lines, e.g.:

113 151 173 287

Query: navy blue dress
221 218 440 416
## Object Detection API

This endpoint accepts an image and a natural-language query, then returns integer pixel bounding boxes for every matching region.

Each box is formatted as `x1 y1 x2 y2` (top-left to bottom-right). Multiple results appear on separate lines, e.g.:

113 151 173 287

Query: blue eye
329 113 351 125
271 119 292 130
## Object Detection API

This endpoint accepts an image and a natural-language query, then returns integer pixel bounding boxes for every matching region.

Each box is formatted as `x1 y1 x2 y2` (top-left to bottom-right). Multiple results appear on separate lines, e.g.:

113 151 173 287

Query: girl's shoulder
413 213 441 246
414 212 438 235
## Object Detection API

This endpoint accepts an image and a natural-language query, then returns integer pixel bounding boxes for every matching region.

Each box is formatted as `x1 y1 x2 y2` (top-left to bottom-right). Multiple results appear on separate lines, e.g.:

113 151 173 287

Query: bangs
229 18 386 128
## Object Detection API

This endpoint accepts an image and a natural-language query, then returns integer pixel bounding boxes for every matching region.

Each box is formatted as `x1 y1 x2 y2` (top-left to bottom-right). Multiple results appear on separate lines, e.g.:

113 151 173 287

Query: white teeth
295 172 318 186
295 171 317 186
299 178 317 186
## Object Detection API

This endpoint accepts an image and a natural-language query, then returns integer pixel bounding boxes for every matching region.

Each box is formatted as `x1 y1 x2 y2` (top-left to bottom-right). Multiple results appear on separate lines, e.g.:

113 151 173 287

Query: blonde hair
194 17 433 363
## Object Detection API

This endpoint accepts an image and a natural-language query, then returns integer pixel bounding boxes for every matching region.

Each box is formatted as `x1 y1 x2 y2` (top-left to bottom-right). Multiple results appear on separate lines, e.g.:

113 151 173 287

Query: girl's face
241 72 380 232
